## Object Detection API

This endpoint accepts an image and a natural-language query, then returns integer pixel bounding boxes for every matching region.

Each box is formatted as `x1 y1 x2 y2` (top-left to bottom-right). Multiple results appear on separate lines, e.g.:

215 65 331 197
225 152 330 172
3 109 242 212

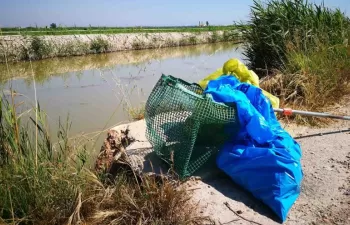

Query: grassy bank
0 95 209 225
239 0 350 122
0 30 241 62
1 25 238 36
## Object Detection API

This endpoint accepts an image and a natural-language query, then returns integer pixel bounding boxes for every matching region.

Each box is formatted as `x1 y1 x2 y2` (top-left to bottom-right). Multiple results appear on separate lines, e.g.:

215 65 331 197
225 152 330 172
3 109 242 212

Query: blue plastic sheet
204 75 303 222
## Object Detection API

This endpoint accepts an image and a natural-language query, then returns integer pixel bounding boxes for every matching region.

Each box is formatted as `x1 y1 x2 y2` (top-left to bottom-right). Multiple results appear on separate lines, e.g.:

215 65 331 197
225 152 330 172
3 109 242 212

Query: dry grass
81 173 212 225
127 105 145 121
260 44 350 124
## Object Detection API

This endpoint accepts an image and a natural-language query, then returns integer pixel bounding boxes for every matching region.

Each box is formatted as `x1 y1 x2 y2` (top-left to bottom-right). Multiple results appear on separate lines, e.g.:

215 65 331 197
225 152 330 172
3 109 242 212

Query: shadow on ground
192 161 281 223
138 148 281 223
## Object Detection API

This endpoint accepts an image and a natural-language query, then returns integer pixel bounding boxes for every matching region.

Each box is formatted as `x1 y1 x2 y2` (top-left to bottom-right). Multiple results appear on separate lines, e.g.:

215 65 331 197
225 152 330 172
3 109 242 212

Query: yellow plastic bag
198 58 280 109
262 90 280 109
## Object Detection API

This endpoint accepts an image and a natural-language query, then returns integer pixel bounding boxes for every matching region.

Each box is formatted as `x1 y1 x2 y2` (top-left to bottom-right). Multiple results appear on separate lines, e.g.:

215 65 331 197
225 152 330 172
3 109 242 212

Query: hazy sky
1 0 349 27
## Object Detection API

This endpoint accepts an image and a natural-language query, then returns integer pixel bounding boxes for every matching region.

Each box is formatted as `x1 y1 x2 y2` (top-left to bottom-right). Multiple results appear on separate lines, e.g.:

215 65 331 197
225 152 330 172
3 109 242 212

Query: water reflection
0 43 244 146
0 42 239 85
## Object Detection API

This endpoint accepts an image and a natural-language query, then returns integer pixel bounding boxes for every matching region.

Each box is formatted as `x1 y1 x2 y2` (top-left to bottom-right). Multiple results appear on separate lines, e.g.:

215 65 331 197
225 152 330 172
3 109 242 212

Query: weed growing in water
127 104 145 121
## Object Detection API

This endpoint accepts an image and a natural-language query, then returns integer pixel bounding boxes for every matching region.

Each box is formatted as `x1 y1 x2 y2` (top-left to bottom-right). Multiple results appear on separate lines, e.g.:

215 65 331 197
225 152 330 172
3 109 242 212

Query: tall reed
240 0 350 72
0 95 209 224
240 0 350 114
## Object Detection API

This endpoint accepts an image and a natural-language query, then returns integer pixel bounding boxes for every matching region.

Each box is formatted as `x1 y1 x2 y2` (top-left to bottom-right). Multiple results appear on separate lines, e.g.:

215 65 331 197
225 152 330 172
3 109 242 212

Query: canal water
0 42 244 146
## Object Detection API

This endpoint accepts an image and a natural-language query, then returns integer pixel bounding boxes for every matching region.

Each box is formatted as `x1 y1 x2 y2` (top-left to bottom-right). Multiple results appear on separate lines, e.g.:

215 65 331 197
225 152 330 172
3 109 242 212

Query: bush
21 37 53 60
188 36 198 45
90 37 109 53
131 40 146 50
208 31 220 43
240 0 350 116
240 0 350 72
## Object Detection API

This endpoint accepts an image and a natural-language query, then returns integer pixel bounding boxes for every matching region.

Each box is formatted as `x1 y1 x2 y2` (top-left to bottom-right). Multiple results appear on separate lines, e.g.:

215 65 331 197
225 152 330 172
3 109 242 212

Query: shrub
240 0 350 72
188 36 198 45
90 37 109 53
131 40 146 50
208 31 220 43
240 0 350 117
21 37 53 60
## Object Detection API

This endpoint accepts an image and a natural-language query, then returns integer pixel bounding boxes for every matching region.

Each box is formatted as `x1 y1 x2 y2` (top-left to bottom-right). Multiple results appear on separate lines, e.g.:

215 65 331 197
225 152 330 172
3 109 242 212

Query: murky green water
0 43 244 142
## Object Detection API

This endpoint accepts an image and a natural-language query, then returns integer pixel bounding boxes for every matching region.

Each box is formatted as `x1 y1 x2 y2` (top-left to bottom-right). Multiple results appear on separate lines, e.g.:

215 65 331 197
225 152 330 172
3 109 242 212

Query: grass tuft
127 105 145 121
82 173 212 225
90 37 109 53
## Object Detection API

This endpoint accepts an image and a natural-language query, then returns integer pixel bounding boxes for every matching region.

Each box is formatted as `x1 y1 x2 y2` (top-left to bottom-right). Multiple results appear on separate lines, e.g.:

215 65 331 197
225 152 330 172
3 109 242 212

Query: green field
0 25 239 36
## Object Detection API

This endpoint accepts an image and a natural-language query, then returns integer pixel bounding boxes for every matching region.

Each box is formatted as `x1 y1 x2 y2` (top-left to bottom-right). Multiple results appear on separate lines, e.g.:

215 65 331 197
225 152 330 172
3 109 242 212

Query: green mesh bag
145 74 240 178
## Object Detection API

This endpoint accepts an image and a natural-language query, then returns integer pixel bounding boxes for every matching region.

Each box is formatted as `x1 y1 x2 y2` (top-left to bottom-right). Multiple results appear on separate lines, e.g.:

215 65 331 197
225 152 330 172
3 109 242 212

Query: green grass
240 0 350 71
240 0 350 117
0 95 89 224
0 94 210 224
1 25 237 36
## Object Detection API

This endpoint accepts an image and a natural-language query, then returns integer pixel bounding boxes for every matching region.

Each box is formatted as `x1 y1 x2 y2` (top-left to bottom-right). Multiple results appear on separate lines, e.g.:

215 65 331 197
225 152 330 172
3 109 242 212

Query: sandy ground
111 98 350 225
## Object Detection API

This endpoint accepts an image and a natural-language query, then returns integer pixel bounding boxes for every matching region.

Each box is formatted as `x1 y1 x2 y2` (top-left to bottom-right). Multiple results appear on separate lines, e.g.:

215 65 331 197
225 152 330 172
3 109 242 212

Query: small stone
236 210 243 214
200 211 203 213
208 185 211 188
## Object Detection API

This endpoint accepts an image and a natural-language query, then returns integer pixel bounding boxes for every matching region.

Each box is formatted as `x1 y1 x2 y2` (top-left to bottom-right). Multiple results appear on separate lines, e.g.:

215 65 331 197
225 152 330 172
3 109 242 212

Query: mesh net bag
145 74 240 178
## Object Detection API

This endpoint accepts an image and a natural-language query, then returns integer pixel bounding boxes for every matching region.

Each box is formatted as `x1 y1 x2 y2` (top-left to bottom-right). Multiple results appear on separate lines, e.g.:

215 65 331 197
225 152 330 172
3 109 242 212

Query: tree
50 23 57 29
206 21 209 26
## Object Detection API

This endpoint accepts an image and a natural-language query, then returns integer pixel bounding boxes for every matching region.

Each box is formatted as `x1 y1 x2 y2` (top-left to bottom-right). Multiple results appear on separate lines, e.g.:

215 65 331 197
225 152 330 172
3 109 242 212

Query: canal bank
0 31 241 62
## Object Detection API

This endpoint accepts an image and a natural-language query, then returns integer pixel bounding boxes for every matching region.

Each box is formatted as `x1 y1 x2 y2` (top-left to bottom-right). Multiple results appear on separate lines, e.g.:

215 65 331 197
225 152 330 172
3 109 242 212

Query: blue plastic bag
204 75 303 222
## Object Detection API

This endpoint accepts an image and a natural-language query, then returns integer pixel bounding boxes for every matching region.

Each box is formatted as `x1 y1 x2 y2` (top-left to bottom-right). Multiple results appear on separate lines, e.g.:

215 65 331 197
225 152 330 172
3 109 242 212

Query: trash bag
145 74 240 178
199 58 280 109
204 75 303 222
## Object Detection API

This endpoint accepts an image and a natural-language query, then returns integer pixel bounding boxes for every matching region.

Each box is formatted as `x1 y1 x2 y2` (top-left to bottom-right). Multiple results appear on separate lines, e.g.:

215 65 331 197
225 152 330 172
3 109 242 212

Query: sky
0 0 349 27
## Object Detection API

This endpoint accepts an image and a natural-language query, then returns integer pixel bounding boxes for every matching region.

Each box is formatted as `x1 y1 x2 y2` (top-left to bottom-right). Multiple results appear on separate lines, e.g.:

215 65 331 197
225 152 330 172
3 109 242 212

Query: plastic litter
204 75 303 222
198 58 280 109
145 74 240 178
